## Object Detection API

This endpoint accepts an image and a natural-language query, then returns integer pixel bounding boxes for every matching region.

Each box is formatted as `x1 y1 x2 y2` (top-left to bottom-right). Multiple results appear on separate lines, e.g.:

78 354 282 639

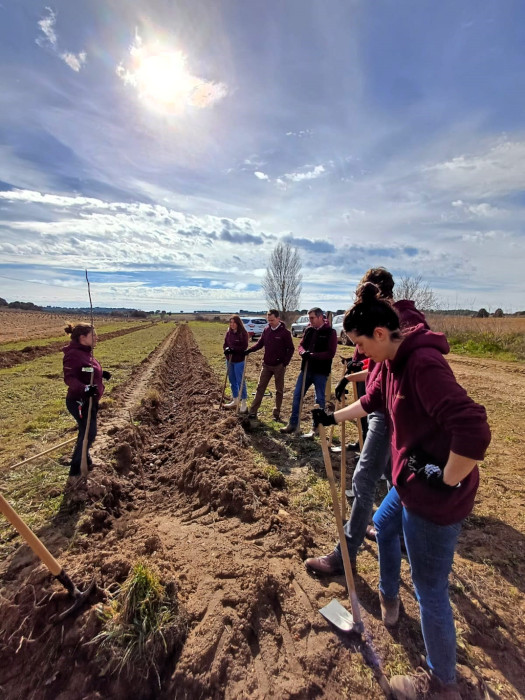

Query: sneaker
390 668 461 699
223 400 237 408
239 399 248 413
280 423 297 434
379 591 400 626
301 429 317 439
305 551 346 576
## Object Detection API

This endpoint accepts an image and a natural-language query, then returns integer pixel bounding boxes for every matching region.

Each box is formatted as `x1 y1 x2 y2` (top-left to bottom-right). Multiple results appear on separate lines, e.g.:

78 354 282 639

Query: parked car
241 317 267 340
332 314 354 345
291 315 310 337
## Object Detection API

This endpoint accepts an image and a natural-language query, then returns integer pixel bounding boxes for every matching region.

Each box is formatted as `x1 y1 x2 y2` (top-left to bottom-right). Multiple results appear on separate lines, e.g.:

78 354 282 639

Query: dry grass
428 314 525 361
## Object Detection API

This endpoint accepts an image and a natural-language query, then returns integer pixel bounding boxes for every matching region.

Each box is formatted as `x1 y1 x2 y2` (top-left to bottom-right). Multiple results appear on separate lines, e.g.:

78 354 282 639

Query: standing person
312 283 491 699
223 315 249 413
280 307 337 435
63 323 109 485
307 268 429 575
245 309 294 421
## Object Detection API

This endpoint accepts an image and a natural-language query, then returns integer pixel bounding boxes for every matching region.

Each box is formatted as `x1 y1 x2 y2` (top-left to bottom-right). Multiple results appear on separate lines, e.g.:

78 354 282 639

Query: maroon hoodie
223 329 249 363
63 341 104 401
356 299 430 386
246 321 294 367
361 324 491 525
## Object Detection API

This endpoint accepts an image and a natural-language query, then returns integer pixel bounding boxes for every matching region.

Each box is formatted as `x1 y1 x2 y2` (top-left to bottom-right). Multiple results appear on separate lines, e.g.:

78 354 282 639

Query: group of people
222 267 491 699
62 268 491 699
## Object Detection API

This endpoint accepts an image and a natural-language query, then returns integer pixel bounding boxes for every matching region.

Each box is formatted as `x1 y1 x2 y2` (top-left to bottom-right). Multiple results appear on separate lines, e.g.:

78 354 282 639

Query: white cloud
254 171 269 180
284 164 325 182
36 7 87 72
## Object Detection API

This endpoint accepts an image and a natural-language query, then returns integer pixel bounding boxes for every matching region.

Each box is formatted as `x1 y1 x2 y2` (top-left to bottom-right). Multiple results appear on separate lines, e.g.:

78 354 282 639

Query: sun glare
117 36 228 115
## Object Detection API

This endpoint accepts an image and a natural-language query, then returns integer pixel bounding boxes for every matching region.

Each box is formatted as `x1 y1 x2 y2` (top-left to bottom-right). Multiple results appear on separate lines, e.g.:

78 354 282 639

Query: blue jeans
66 396 98 476
373 487 462 685
289 371 327 427
335 411 390 560
228 360 247 400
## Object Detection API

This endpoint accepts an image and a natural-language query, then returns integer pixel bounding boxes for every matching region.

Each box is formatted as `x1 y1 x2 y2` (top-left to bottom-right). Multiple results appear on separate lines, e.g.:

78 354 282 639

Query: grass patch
94 560 187 684
261 463 286 488
290 469 332 513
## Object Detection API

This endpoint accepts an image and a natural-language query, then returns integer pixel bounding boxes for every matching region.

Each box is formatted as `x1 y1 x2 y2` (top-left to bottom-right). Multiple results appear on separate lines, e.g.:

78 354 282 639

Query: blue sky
0 0 524 312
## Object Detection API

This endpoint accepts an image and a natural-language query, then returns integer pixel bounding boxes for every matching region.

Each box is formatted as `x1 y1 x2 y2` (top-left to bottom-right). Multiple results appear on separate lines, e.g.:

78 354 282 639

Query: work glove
224 347 232 356
84 384 98 398
102 370 111 380
407 455 460 491
312 408 337 427
335 377 349 401
300 350 311 360
244 348 252 356
343 358 364 374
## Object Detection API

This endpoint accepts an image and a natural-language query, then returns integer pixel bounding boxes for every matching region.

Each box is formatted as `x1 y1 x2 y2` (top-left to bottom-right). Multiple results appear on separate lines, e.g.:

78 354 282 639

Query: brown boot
280 422 297 434
379 591 400 626
305 551 353 576
390 668 461 699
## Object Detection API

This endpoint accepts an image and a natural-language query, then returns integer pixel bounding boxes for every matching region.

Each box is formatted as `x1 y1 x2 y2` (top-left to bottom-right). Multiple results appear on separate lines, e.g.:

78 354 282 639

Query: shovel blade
319 599 355 632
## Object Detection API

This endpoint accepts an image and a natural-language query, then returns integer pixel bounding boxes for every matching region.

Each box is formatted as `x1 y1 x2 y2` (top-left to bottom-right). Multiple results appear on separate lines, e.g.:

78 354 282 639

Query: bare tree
262 242 302 323
394 275 439 311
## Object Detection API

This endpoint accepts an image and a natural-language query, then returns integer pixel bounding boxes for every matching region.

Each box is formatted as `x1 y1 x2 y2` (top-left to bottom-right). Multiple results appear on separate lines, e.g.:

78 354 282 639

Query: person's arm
335 399 368 422
283 329 295 366
443 451 477 486
246 332 265 354
63 350 87 395
344 369 368 383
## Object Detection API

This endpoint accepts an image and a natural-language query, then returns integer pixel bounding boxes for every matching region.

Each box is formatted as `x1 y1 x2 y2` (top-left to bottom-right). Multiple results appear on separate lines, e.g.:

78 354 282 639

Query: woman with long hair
312 282 490 699
223 315 248 412
62 323 110 485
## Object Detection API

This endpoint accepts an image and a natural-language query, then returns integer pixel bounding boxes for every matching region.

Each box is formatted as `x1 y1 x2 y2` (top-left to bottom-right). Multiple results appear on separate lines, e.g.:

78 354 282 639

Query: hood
393 299 429 330
390 324 449 372
62 340 91 354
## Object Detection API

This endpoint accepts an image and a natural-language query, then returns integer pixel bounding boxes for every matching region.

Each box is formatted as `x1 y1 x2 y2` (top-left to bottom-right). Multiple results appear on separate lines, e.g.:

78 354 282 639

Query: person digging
62 323 110 490
280 307 337 436
310 283 490 700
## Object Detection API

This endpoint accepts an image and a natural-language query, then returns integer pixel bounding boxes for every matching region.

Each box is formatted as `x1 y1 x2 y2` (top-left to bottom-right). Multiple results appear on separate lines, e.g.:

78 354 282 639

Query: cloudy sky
0 1 524 312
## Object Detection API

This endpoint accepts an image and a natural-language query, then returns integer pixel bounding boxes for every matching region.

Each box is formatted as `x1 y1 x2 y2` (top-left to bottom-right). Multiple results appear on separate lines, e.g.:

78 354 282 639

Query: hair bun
356 281 380 304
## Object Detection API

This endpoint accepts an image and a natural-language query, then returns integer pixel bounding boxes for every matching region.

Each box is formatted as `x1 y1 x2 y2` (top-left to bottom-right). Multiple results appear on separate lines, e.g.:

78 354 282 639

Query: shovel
353 382 364 451
215 356 232 410
295 358 309 435
237 355 248 414
0 493 96 621
315 405 364 634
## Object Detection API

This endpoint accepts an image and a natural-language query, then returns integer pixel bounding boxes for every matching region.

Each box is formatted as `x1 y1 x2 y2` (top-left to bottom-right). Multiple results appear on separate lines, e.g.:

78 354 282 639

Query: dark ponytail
65 323 93 342
343 282 401 338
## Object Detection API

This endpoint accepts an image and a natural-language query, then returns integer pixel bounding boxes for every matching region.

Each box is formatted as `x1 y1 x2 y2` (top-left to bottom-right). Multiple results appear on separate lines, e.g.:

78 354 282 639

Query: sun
134 50 197 110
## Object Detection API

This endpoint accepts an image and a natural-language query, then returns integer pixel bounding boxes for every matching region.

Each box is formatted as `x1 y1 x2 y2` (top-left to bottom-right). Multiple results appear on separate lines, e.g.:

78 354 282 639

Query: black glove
84 384 98 398
407 455 460 491
244 348 252 356
300 350 311 359
312 408 337 427
102 370 112 380
335 377 349 401
344 358 364 374
224 347 232 356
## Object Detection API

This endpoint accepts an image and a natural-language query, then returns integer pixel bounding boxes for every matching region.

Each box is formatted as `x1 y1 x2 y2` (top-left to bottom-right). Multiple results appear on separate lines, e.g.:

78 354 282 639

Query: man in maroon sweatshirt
245 309 294 420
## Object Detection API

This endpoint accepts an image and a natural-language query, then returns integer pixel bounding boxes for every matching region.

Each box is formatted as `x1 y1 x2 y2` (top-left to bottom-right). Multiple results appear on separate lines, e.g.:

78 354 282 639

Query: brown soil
0 327 523 699
0 323 157 370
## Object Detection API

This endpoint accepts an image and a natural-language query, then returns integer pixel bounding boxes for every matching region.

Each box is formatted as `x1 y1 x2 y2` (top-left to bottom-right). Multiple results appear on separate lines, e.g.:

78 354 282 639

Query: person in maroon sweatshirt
312 283 491 700
222 315 249 412
245 309 294 420
63 323 109 483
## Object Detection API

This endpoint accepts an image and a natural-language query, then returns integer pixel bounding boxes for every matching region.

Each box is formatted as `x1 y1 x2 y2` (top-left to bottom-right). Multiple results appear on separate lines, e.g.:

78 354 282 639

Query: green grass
0 322 177 558
0 320 147 352
94 560 187 683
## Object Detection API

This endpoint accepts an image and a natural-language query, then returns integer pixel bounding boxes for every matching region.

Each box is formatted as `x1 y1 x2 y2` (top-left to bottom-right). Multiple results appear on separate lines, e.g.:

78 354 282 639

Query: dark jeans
66 396 98 476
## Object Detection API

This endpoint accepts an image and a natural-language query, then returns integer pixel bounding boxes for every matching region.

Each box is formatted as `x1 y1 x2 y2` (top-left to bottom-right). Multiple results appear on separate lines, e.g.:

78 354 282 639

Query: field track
0 324 523 699
0 322 156 370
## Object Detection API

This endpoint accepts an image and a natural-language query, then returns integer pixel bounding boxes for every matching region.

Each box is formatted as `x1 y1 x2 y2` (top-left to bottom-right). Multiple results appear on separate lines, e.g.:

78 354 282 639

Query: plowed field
0 323 523 699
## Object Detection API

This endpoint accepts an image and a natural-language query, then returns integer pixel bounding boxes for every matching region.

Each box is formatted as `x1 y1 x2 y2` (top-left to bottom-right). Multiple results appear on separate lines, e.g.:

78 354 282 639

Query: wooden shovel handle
0 493 61 575
353 382 364 451
315 406 362 626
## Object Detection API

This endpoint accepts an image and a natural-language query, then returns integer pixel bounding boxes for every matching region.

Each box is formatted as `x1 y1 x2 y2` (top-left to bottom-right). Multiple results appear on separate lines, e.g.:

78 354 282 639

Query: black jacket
300 324 337 376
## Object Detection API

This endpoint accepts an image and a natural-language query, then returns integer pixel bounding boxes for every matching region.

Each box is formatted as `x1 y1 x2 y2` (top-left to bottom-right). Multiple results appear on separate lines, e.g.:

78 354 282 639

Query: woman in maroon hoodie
63 323 109 482
222 315 249 412
313 283 491 700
